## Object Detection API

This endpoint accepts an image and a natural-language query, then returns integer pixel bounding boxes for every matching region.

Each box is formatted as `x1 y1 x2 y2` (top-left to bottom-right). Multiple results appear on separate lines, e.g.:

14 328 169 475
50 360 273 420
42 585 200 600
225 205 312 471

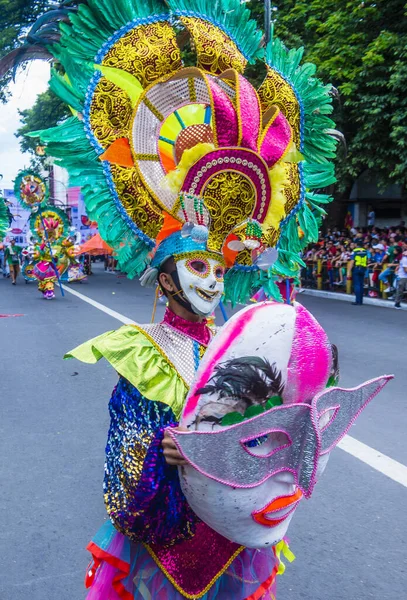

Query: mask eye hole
242 431 291 458
187 259 209 277
318 406 339 432
214 265 225 281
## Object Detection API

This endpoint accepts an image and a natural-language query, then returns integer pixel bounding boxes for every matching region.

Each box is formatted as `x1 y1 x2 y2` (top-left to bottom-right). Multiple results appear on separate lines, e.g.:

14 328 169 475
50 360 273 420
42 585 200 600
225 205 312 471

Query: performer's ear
158 256 177 297
158 271 176 295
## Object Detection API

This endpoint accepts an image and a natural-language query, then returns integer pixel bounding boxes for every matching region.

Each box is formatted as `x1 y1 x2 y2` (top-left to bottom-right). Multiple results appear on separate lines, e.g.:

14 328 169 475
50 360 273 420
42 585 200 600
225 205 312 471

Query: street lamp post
264 0 271 44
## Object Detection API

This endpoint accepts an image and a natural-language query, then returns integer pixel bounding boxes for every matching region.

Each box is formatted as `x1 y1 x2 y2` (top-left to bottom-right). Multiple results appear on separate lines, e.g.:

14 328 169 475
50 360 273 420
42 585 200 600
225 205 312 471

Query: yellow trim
235 71 242 145
131 325 188 390
143 97 164 122
174 250 225 264
135 153 160 161
143 543 244 599
188 77 197 102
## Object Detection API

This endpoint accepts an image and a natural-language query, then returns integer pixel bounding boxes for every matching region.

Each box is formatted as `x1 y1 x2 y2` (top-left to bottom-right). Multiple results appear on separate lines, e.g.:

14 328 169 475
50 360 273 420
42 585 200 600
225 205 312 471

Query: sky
0 62 50 190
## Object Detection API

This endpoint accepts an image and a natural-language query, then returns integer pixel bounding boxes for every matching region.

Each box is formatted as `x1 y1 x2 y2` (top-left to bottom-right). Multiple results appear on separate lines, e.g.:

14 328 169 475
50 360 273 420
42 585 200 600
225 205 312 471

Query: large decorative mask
169 302 391 548
175 253 225 317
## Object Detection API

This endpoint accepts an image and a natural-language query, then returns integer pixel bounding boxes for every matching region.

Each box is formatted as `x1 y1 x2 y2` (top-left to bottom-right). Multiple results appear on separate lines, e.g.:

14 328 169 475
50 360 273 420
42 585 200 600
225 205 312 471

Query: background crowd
301 221 407 303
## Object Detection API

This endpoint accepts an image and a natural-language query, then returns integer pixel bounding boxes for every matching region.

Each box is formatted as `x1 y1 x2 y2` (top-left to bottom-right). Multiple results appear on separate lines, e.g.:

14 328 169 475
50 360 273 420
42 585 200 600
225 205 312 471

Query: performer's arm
104 377 195 545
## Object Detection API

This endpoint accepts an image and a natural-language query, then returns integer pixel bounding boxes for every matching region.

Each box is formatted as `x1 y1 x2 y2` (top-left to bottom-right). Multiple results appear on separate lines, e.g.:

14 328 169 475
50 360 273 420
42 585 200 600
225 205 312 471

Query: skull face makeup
175 254 225 317
168 302 392 548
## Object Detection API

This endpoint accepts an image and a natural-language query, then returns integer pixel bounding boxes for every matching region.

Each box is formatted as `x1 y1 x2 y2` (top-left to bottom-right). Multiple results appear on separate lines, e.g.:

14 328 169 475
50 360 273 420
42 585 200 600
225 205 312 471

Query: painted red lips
252 489 303 527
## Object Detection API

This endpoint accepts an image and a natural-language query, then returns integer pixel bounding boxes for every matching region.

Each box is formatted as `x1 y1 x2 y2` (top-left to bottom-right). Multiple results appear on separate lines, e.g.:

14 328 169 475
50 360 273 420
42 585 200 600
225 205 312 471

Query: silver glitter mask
170 376 392 498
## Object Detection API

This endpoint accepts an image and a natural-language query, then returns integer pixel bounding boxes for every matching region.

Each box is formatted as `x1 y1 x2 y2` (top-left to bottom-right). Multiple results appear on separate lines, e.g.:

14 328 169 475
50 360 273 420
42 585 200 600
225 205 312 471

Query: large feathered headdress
0 0 338 304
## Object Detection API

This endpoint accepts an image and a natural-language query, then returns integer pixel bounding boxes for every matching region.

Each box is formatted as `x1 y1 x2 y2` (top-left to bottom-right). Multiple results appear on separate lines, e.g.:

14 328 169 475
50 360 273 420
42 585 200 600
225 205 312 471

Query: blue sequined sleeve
104 377 196 545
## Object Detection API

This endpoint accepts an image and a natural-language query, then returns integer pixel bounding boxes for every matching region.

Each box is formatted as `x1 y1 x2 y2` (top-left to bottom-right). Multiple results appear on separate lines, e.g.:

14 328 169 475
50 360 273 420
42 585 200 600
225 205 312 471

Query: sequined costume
67 310 280 599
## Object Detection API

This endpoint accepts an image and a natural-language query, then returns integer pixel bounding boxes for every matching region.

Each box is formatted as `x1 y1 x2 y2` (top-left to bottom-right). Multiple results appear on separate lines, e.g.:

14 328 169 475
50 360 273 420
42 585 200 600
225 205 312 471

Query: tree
247 0 407 195
16 87 69 168
0 1 58 102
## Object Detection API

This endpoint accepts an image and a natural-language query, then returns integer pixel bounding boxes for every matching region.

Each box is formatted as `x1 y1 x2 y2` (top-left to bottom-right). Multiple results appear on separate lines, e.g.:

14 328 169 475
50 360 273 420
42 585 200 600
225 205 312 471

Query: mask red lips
252 488 303 527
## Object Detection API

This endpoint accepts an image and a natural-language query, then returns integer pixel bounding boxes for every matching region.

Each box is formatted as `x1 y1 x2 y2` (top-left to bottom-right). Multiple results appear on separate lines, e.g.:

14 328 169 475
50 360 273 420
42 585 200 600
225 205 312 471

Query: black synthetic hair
196 356 284 407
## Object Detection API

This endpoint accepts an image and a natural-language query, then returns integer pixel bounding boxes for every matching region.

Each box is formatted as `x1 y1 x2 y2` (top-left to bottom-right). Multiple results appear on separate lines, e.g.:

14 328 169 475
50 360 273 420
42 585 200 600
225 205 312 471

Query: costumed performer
0 1 366 598
0 197 12 277
29 206 69 299
60 227 87 283
4 238 23 285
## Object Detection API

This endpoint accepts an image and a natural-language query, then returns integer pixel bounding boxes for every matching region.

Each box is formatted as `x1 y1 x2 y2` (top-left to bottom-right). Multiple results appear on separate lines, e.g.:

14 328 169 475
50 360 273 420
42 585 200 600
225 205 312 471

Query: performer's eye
188 260 209 276
242 431 291 458
214 265 225 281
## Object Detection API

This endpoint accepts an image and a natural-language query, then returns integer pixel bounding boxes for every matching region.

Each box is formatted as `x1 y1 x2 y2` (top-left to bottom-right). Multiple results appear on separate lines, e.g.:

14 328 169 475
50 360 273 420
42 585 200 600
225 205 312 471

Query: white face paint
176 255 225 317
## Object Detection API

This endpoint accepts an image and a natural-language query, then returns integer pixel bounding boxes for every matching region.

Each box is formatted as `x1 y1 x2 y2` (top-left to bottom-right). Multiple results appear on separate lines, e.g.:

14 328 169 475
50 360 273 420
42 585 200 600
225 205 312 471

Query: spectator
367 207 376 227
4 239 22 285
0 242 7 277
379 245 402 293
300 221 407 303
347 245 368 305
394 250 407 309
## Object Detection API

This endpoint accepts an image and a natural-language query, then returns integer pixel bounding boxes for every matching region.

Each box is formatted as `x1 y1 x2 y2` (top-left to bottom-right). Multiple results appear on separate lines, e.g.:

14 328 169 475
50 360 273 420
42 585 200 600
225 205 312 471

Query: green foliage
16 87 69 166
247 0 407 192
0 1 58 102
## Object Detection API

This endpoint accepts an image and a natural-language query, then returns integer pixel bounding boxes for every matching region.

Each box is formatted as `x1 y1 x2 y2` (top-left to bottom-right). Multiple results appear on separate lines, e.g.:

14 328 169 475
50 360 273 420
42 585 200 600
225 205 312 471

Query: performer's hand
162 427 188 466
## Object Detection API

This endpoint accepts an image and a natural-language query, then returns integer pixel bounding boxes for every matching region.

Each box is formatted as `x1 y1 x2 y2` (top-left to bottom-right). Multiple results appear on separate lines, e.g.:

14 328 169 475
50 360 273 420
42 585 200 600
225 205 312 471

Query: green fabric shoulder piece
65 325 188 419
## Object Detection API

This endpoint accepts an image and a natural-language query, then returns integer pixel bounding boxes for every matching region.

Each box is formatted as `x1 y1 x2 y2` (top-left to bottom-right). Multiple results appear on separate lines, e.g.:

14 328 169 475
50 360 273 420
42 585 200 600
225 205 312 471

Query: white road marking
338 435 407 488
61 285 136 325
64 285 407 488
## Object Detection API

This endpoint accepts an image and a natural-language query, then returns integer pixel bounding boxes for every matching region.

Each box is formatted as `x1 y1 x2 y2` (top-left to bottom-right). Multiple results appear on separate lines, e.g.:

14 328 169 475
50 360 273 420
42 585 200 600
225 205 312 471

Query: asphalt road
1 265 406 600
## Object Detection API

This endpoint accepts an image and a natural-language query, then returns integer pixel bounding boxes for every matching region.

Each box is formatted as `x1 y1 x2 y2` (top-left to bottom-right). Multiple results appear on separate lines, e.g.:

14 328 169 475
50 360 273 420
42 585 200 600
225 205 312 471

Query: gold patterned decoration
281 163 301 217
180 17 247 75
262 225 280 249
89 21 182 234
110 164 164 239
258 66 301 146
202 171 255 252
235 248 253 266
101 22 182 87
90 79 133 149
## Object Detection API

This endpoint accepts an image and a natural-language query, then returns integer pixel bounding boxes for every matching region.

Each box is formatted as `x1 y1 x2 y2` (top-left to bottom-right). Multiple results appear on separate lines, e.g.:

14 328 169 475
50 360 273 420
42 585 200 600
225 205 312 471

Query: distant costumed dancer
60 227 87 283
14 170 58 295
1 1 393 598
29 205 69 299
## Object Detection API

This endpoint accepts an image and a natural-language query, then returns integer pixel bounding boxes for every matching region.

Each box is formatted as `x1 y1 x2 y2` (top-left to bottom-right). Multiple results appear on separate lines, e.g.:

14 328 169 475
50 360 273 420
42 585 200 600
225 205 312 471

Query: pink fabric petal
260 109 292 167
218 71 261 151
236 74 261 151
207 77 239 147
